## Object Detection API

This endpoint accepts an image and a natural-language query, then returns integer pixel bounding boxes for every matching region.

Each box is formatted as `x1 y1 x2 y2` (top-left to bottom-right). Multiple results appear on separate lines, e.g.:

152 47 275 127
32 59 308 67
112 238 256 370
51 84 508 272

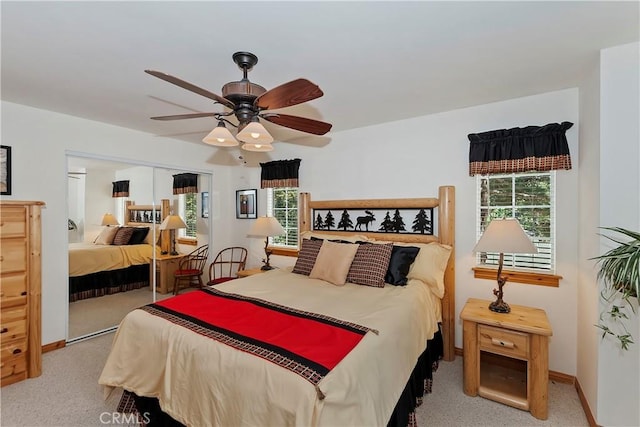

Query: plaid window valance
468 122 573 176
112 180 130 198
260 159 301 188
173 173 198 195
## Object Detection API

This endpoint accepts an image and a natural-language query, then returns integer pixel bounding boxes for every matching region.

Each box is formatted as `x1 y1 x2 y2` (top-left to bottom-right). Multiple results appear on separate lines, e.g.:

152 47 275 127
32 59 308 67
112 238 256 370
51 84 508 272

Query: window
267 187 298 248
178 193 197 238
476 172 555 272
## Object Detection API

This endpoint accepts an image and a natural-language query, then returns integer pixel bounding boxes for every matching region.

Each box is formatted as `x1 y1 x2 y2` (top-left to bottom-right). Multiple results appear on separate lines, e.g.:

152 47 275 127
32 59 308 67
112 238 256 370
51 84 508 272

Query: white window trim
475 171 556 273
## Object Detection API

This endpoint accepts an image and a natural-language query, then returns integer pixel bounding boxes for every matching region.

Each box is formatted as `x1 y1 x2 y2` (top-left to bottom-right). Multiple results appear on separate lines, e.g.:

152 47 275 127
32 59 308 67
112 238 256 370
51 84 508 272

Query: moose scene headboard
298 185 456 361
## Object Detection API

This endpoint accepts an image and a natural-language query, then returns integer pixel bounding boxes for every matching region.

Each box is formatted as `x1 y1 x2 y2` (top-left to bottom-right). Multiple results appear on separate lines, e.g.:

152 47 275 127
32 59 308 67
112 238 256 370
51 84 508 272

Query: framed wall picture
236 189 257 219
1 145 11 196
201 192 209 218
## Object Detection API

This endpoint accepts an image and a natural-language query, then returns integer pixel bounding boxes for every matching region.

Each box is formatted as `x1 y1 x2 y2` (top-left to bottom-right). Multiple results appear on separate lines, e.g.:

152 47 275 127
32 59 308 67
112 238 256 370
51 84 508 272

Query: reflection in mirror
67 155 211 343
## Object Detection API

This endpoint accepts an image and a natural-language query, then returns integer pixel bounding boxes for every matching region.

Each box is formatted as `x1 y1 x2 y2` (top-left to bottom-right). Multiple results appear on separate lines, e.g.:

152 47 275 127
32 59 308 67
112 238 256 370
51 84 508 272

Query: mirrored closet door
67 155 212 342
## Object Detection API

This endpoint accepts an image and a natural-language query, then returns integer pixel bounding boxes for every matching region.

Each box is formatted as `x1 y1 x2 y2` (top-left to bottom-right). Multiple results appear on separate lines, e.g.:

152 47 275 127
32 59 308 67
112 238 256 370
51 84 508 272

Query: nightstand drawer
479 325 529 360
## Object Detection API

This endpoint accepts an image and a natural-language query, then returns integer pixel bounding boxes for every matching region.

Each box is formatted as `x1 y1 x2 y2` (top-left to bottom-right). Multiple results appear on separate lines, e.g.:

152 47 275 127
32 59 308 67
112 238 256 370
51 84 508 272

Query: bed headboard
299 186 455 361
125 199 171 252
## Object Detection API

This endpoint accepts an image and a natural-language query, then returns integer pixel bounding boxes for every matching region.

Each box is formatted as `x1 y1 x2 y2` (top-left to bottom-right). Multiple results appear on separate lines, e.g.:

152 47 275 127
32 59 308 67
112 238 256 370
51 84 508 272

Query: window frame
177 192 197 240
266 187 299 250
474 171 561 287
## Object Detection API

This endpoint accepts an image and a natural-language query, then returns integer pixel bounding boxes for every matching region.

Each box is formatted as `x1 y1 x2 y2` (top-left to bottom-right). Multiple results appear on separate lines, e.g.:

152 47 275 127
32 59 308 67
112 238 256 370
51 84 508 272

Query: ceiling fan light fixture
242 142 274 152
236 120 274 144
202 121 238 146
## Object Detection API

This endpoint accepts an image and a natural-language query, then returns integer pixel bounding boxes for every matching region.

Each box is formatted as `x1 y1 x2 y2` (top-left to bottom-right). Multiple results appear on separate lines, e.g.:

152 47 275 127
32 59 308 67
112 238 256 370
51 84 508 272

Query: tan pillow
405 242 452 298
143 225 161 245
309 240 359 286
94 226 119 245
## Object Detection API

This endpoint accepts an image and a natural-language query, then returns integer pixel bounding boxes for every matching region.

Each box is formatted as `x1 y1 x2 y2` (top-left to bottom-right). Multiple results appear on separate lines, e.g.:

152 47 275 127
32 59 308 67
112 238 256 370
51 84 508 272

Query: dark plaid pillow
346 242 393 288
292 238 324 276
112 227 135 246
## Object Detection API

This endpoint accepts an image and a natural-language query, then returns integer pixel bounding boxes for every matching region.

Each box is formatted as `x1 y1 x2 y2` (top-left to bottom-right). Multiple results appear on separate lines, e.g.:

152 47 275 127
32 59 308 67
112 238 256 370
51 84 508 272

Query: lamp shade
159 214 187 231
202 121 239 146
247 216 285 238
236 121 274 144
101 213 119 226
473 218 538 254
242 142 274 152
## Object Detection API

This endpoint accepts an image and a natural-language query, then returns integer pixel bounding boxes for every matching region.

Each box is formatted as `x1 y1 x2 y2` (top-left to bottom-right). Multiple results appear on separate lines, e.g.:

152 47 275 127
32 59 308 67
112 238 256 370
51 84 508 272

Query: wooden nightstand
151 254 185 294
460 298 553 420
236 267 267 278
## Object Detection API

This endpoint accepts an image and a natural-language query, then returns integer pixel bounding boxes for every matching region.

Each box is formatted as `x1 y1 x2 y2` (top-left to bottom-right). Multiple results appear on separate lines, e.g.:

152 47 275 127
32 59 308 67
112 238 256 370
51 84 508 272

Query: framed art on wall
236 189 257 219
201 192 209 218
1 145 11 196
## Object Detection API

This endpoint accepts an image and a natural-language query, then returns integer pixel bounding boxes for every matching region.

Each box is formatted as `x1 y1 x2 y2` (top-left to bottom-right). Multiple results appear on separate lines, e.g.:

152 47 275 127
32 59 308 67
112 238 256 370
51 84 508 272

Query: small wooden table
151 254 185 294
460 298 553 420
236 267 267 278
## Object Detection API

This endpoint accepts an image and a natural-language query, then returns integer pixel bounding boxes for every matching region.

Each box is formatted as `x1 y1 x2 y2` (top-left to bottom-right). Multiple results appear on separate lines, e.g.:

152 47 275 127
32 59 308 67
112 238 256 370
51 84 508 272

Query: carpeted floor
0 332 588 427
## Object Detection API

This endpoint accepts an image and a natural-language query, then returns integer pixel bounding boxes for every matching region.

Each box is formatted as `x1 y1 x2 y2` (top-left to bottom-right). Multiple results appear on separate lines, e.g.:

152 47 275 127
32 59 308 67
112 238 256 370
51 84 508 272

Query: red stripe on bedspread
152 289 368 371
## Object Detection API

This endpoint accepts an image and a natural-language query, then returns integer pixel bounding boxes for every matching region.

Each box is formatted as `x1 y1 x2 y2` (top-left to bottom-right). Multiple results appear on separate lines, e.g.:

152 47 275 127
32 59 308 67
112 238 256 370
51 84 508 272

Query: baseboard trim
575 378 599 427
42 340 65 353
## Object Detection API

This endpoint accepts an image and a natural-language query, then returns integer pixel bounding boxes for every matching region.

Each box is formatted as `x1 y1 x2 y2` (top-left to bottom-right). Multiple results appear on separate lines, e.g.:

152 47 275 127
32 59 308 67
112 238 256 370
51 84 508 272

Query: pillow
300 230 369 243
309 240 359 286
128 227 150 245
292 238 324 275
112 227 135 246
94 226 119 245
143 225 161 245
406 242 452 298
346 242 393 288
385 245 421 286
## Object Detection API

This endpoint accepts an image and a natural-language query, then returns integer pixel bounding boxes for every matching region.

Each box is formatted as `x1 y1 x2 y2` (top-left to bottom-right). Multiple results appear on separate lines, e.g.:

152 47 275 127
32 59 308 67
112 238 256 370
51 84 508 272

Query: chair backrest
178 244 209 274
209 247 248 281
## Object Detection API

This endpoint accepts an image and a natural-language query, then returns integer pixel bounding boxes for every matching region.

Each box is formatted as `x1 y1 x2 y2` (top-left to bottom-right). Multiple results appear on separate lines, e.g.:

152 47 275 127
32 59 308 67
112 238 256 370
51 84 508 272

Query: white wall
237 88 581 376
596 42 640 427
1 101 237 345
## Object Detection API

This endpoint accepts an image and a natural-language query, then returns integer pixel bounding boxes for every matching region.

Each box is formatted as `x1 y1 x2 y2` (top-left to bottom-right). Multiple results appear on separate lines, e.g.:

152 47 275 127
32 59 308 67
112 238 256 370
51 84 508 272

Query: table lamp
101 213 119 226
159 214 187 255
247 216 285 270
473 218 538 313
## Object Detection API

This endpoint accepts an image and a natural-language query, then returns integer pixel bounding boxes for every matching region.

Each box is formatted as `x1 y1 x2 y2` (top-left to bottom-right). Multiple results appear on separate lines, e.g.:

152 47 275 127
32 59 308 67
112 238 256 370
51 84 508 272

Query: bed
99 186 456 426
68 200 169 302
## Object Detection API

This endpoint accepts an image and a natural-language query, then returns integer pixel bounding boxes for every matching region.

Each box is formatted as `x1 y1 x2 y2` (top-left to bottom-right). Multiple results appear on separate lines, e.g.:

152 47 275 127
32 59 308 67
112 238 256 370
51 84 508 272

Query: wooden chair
173 244 209 295
208 247 248 286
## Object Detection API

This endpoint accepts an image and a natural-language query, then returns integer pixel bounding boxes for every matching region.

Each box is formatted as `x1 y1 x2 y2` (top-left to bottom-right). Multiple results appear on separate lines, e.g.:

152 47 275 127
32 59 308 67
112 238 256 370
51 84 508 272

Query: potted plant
593 227 639 350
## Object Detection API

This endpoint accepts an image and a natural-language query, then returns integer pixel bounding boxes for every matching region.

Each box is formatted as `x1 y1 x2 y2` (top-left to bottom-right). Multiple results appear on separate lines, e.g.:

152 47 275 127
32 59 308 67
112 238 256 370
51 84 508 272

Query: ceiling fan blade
255 79 323 110
145 70 235 109
262 113 332 135
150 112 218 121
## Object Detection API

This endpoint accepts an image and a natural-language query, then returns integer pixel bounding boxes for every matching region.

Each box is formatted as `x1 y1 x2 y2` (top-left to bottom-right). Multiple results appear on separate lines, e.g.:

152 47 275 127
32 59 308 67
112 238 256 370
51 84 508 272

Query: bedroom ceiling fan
146 51 332 152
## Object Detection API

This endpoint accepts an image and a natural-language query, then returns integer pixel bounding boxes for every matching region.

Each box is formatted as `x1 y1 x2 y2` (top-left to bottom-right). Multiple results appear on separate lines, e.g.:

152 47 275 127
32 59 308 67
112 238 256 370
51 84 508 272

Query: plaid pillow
346 242 393 288
112 227 135 246
292 238 324 275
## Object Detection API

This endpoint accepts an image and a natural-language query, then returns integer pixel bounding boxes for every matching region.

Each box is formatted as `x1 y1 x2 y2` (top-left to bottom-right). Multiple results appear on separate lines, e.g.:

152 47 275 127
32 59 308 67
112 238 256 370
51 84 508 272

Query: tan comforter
99 268 440 426
68 242 157 277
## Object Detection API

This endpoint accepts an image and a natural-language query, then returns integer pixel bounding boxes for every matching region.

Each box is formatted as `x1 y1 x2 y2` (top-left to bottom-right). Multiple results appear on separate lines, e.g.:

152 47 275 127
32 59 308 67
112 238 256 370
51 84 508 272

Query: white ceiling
2 1 638 147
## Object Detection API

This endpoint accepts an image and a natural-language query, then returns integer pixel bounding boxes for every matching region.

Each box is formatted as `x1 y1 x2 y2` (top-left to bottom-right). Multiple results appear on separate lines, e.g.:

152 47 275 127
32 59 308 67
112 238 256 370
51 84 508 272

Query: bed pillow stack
292 234 452 295
293 236 394 288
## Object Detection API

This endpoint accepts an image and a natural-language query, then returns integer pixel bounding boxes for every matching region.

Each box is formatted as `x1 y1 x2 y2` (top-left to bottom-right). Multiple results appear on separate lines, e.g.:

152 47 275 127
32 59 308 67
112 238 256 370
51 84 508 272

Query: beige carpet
0 332 588 427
